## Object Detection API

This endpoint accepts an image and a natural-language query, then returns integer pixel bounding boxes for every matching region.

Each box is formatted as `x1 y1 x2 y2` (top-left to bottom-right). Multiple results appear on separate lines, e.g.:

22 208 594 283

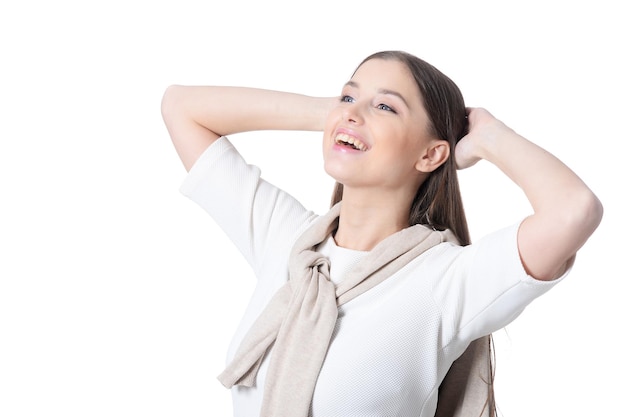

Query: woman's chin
323 164 350 185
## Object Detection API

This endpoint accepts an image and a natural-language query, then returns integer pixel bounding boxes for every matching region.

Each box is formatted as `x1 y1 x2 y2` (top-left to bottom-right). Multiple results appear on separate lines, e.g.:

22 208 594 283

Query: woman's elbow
161 84 184 124
570 187 603 238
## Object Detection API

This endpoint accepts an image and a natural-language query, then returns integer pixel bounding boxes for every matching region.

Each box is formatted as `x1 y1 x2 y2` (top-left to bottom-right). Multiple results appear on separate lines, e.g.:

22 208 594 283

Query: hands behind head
454 107 514 170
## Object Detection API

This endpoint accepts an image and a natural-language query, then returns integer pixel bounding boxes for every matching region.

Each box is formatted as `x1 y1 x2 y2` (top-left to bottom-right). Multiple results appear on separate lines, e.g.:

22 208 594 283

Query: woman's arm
455 107 603 281
161 85 336 171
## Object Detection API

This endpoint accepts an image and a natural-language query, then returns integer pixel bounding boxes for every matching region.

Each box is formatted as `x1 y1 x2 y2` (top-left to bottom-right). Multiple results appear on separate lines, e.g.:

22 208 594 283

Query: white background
1 0 623 416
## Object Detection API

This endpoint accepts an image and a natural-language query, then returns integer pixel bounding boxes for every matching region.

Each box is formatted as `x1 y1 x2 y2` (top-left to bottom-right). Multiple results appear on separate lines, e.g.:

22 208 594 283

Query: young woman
161 51 602 417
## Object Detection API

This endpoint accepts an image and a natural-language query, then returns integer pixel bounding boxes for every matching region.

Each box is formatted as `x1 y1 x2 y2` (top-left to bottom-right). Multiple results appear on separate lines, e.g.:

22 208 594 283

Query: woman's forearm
170 86 334 134
161 85 335 171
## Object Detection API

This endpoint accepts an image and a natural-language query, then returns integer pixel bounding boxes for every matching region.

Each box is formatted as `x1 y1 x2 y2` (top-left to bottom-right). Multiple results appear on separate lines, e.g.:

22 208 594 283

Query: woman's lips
334 132 369 151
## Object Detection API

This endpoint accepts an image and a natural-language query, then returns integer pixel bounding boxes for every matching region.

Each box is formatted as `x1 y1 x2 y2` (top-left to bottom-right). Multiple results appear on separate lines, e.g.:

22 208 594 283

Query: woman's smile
334 132 369 152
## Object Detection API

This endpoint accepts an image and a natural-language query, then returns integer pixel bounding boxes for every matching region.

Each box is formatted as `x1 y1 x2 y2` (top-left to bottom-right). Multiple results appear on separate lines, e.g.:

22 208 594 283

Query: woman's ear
415 140 450 173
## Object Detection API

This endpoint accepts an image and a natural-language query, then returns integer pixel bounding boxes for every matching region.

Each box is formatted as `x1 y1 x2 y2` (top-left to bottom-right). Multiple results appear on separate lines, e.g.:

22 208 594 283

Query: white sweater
180 137 567 417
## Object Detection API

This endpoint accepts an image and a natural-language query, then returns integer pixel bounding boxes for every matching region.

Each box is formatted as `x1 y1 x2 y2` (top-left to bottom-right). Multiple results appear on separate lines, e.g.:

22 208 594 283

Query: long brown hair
330 50 471 246
330 51 497 416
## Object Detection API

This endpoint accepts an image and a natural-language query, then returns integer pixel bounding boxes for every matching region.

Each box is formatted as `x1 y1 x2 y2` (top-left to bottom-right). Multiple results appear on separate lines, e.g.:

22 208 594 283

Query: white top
180 137 568 417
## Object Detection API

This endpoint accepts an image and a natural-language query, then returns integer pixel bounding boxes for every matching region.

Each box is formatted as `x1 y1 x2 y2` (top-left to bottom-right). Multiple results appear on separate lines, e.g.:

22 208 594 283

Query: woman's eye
378 103 396 113
340 95 355 103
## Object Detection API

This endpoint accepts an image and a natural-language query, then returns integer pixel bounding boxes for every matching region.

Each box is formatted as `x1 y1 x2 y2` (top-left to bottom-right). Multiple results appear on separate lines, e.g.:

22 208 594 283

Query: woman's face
323 58 438 195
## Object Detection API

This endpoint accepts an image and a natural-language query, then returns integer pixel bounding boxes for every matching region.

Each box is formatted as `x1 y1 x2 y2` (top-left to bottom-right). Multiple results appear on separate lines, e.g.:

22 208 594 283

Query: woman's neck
333 192 413 251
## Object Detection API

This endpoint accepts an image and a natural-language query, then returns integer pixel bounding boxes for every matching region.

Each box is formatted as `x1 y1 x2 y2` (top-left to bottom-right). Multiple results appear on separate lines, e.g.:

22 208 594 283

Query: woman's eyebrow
343 81 409 108
379 88 409 108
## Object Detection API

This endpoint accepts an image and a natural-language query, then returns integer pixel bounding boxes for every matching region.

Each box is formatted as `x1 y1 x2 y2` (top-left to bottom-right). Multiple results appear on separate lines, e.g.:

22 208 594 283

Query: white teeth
335 133 369 151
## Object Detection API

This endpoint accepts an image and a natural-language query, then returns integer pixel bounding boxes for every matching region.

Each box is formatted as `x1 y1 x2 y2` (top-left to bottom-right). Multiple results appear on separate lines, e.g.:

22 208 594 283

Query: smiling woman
161 50 602 417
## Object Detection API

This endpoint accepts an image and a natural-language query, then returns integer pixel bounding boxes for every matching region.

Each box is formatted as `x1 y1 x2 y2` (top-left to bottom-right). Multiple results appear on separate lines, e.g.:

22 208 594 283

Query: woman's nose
343 102 364 125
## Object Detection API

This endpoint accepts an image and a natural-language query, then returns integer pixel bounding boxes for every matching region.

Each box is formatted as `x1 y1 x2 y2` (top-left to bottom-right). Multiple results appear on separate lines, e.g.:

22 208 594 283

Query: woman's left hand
454 107 514 170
